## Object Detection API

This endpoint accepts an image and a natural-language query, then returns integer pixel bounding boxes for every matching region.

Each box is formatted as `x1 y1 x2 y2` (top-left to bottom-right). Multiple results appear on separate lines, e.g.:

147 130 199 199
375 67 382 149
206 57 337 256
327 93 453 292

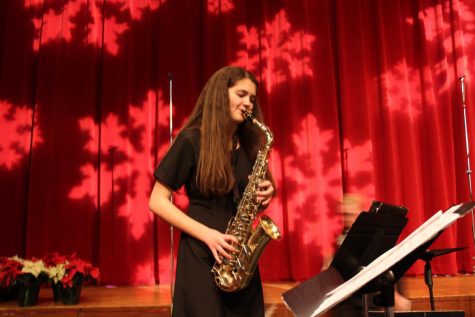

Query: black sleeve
153 132 196 191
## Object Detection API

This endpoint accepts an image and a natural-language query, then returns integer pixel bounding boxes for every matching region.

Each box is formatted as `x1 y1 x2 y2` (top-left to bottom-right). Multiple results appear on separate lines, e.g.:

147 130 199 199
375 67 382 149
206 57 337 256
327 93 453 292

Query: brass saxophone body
211 111 281 292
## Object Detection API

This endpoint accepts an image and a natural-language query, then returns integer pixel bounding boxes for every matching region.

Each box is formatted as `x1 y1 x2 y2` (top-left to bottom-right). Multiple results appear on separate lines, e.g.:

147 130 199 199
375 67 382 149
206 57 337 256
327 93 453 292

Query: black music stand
366 245 467 317
419 247 466 311
331 201 408 317
282 202 475 317
331 201 409 281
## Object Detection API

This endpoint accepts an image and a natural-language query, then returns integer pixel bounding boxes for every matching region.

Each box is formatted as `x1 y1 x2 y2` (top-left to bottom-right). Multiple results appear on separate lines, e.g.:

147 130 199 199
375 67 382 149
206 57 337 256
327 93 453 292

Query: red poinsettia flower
43 252 69 267
43 253 99 288
0 257 22 287
0 256 49 287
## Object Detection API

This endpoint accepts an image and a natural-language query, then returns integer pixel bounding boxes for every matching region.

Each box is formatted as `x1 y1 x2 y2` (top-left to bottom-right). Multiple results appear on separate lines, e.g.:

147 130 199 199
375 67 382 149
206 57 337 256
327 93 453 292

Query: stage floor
0 275 474 316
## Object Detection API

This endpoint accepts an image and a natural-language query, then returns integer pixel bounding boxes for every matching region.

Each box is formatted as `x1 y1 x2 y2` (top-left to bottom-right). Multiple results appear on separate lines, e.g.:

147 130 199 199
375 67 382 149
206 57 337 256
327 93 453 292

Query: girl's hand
202 228 239 263
256 179 274 207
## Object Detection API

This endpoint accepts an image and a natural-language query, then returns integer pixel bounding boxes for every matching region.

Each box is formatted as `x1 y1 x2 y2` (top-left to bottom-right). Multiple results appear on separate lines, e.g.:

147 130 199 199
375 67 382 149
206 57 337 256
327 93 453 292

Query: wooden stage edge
0 275 474 317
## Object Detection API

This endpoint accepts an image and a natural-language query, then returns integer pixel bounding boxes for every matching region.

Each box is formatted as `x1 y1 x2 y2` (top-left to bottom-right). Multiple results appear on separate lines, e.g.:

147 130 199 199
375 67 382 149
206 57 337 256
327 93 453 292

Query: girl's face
228 78 256 125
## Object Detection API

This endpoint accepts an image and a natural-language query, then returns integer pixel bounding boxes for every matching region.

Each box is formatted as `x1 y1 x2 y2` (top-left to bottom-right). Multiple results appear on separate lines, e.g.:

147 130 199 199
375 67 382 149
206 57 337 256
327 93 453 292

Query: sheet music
311 203 468 317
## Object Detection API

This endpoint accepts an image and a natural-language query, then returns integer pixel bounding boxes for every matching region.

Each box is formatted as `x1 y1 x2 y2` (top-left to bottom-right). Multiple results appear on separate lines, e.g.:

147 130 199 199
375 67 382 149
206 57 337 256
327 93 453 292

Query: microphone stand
459 76 475 272
168 72 175 309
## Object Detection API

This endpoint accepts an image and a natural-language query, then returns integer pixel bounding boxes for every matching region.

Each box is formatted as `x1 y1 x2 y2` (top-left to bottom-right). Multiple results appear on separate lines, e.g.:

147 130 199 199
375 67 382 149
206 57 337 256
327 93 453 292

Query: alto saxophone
211 111 281 292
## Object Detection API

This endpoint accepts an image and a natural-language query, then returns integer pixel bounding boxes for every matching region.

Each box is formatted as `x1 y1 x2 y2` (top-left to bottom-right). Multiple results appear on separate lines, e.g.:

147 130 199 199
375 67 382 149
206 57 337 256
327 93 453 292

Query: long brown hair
181 66 265 196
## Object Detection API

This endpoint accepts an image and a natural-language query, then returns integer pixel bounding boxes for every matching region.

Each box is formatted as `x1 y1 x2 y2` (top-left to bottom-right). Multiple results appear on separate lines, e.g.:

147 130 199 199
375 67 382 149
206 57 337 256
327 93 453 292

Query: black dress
154 128 265 317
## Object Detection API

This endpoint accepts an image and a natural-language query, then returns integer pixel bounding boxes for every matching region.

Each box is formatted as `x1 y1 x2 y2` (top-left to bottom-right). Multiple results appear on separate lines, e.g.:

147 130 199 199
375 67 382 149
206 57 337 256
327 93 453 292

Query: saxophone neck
244 111 273 147
260 125 273 149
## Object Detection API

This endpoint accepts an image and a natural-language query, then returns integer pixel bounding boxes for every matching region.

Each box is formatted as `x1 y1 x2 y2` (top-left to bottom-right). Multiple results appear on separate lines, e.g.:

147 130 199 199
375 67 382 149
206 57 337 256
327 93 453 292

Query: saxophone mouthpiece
244 111 255 122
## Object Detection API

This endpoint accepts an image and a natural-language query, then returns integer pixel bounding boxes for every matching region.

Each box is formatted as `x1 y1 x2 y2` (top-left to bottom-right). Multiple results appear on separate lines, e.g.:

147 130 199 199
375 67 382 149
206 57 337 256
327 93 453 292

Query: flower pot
60 273 84 305
16 279 41 307
60 282 83 305
51 282 62 302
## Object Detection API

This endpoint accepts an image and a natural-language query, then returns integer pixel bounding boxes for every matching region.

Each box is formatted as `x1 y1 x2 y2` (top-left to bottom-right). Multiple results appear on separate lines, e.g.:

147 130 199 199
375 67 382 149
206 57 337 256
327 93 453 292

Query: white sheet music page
311 202 472 317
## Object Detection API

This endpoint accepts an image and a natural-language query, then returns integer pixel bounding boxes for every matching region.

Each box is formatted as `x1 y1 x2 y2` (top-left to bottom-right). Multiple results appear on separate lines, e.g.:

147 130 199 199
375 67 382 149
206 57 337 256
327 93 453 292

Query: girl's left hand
256 180 274 207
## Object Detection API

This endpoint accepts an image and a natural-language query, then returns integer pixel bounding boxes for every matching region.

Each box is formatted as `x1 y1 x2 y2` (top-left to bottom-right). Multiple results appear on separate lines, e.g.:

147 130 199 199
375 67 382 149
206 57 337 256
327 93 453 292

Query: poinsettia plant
0 256 23 287
0 256 48 287
43 252 69 284
43 253 99 288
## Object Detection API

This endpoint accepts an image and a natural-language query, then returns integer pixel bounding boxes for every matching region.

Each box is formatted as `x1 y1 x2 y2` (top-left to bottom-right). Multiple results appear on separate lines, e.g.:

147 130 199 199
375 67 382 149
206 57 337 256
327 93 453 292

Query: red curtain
0 0 474 285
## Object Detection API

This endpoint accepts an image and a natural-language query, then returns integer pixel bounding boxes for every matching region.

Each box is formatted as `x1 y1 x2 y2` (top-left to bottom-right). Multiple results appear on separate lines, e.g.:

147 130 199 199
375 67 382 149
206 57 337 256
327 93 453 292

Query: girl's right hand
202 229 239 263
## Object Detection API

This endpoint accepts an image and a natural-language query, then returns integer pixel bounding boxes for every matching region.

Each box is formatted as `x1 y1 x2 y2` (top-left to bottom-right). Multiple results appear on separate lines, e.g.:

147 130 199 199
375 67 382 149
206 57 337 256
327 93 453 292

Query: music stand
419 247 466 311
331 201 409 281
331 201 408 317
364 240 465 317
282 202 475 317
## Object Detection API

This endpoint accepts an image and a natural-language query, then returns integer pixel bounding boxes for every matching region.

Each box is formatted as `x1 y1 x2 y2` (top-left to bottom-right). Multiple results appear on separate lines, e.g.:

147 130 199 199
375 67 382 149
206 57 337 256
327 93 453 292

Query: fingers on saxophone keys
258 179 271 189
224 234 239 246
256 193 267 204
261 197 271 206
213 250 223 263
217 247 233 260
257 181 272 198
222 241 238 255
